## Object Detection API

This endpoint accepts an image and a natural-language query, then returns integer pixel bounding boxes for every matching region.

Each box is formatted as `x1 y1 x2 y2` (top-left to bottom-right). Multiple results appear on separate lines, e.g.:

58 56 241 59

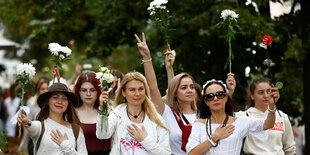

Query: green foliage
0 130 8 150
0 0 305 120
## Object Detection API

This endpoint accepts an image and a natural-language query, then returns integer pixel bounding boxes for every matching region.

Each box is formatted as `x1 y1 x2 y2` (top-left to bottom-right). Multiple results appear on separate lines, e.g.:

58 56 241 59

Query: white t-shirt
186 116 268 155
120 114 155 155
163 104 197 155
4 97 20 137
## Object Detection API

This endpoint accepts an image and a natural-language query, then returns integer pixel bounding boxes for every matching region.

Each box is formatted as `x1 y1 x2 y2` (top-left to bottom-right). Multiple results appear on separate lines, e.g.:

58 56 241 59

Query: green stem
170 62 174 78
228 36 232 73
18 86 25 138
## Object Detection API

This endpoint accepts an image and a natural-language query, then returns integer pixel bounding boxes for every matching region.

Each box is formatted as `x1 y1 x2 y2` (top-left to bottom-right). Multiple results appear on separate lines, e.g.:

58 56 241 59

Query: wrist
141 58 152 64
25 120 32 128
268 104 276 114
211 134 219 141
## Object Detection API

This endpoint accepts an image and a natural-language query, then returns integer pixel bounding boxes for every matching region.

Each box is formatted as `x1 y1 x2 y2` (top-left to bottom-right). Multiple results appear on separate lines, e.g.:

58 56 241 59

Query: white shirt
186 116 268 155
235 107 296 155
163 104 197 155
120 114 155 155
27 118 87 155
4 97 20 137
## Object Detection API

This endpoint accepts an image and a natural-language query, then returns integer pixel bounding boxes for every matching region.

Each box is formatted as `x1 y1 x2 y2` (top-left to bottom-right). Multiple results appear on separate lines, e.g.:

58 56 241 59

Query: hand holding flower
226 73 236 98
99 88 110 109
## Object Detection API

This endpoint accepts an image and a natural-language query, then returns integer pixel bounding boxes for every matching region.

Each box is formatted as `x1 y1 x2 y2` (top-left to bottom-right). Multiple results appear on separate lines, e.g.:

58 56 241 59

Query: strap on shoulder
36 120 45 153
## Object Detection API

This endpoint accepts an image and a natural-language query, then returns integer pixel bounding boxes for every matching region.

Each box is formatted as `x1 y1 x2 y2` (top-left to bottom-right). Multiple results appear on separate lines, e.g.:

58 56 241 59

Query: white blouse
27 118 87 155
186 116 268 155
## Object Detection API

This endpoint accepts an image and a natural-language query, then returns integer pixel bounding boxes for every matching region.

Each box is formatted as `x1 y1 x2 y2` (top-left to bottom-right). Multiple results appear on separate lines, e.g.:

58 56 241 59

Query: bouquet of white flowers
96 66 114 132
16 63 36 137
48 43 72 83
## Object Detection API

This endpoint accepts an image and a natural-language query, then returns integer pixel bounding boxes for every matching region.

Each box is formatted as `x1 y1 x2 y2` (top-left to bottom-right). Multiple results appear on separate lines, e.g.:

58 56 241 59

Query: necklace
127 110 142 119
206 114 229 147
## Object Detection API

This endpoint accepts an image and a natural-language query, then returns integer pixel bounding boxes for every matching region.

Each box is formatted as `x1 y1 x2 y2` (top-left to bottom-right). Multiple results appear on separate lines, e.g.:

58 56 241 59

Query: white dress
27 118 88 155
186 116 268 155
162 104 197 155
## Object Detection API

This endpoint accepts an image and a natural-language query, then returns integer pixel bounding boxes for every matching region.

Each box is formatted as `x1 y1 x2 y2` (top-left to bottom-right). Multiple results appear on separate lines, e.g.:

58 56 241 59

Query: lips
213 103 220 106
55 105 63 109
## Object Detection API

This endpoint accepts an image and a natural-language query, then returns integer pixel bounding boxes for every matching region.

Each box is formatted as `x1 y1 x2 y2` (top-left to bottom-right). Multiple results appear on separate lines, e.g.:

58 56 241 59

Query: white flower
102 73 114 83
60 46 72 56
48 43 61 56
221 9 239 21
83 64 93 70
99 66 109 73
59 54 65 60
148 0 168 12
96 72 104 79
16 63 36 79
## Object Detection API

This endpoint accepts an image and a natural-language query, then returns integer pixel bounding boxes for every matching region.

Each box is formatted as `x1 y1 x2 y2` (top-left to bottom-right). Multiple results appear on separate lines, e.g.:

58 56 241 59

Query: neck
127 103 143 115
179 101 195 114
49 112 65 124
210 109 227 124
80 102 96 110
254 104 268 112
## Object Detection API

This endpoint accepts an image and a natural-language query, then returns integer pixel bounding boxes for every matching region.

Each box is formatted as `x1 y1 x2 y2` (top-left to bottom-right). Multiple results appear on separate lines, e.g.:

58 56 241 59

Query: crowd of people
0 32 303 155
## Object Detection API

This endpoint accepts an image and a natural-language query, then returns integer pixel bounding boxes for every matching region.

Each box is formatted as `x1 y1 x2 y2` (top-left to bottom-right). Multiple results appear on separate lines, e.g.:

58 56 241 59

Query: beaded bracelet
268 104 277 114
141 58 152 64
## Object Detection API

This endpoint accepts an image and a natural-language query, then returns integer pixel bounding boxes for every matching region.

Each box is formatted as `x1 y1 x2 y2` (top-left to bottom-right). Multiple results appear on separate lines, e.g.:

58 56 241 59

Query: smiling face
204 83 228 112
251 82 272 107
79 82 98 106
176 77 195 104
48 92 69 115
122 79 146 106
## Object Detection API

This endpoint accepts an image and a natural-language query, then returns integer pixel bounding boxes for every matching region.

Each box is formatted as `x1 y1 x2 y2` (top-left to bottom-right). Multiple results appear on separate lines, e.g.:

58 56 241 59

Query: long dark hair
198 81 234 119
36 92 81 125
248 77 270 107
74 71 101 108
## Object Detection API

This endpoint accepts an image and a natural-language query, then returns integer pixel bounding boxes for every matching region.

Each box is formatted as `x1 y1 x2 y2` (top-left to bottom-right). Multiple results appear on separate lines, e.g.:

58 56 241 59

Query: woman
109 69 123 107
74 71 111 154
186 79 277 155
134 32 235 154
235 77 296 155
17 82 87 154
18 76 49 154
96 72 171 154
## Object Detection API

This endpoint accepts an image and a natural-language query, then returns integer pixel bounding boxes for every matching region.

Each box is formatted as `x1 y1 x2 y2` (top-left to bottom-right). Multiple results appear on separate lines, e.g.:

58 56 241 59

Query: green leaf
275 82 283 89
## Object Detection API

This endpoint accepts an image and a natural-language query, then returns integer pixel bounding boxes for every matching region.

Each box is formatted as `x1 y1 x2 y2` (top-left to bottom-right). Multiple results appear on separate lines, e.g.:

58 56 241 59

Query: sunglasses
204 91 227 101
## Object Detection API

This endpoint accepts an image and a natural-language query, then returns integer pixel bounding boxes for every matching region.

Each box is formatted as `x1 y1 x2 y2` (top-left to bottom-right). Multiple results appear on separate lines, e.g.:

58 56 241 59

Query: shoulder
234 110 248 117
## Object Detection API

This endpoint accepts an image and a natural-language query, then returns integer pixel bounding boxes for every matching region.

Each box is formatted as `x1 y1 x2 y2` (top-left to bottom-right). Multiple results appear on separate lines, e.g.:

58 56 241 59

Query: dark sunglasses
204 91 227 101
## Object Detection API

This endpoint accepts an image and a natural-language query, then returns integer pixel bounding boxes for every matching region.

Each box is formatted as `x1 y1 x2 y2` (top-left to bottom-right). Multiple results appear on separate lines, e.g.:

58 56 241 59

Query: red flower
68 39 75 45
262 35 272 45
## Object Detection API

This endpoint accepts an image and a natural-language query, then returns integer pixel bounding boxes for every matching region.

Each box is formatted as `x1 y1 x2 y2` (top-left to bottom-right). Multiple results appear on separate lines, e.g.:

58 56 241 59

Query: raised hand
165 44 175 69
17 112 31 127
99 87 110 108
127 124 148 142
135 32 151 60
226 73 236 98
270 85 280 103
50 129 69 145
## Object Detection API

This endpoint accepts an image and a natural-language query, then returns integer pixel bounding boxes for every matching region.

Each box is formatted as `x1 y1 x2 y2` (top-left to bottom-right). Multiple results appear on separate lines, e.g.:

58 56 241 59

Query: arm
165 44 175 85
263 86 279 130
18 113 41 138
226 73 236 98
282 114 296 155
135 33 165 115
68 63 82 85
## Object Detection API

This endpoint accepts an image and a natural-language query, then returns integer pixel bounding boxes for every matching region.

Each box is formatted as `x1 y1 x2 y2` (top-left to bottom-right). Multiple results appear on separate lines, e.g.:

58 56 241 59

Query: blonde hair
115 72 169 131
167 73 197 113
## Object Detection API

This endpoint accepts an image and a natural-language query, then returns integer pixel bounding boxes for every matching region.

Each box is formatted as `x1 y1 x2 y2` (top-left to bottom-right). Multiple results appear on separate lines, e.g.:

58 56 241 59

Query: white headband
202 79 229 95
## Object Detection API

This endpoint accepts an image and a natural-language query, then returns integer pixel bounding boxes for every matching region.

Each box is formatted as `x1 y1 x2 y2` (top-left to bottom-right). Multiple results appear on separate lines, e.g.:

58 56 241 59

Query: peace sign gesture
134 32 151 60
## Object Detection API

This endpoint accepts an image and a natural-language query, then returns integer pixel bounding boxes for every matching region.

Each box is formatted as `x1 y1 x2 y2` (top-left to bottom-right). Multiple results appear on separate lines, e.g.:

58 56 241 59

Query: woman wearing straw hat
18 82 87 154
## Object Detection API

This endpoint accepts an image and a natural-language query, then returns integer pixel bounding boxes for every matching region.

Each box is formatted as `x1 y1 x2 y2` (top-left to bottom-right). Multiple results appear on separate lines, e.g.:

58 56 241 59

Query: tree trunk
301 0 310 154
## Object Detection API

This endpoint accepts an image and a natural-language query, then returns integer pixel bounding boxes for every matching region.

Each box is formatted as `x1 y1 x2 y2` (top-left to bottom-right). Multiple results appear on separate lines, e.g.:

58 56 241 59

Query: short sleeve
186 122 205 153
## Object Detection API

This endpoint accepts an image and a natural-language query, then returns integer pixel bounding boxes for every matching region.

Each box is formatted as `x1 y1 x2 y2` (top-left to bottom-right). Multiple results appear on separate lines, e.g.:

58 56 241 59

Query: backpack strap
71 123 80 151
35 120 45 153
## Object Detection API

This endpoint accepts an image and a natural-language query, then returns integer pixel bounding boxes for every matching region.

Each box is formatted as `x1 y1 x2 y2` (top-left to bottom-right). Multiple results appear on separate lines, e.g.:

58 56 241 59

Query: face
204 84 227 111
110 76 118 89
176 77 194 104
122 80 146 106
48 92 69 114
251 82 272 107
79 82 98 105
39 83 49 95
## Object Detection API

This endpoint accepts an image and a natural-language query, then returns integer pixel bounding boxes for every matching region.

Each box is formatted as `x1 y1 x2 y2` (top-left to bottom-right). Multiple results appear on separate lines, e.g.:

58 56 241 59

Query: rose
262 35 273 45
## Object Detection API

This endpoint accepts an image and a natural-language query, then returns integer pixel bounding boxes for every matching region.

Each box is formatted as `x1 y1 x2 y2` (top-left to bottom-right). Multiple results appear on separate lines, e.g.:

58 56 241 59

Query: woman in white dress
186 79 278 155
96 72 171 155
18 82 87 155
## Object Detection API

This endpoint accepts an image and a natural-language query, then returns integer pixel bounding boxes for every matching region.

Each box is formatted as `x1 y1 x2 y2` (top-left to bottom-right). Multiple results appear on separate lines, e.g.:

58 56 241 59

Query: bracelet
25 120 32 127
207 137 217 147
98 106 103 113
141 58 152 64
267 104 276 114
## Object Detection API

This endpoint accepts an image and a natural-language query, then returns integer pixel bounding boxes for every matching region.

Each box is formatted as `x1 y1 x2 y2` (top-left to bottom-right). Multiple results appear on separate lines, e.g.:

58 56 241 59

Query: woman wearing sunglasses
186 79 277 155
235 77 296 155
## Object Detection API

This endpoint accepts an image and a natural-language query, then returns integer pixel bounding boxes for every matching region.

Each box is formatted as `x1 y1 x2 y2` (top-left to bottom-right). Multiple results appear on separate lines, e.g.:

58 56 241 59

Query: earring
123 97 127 102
